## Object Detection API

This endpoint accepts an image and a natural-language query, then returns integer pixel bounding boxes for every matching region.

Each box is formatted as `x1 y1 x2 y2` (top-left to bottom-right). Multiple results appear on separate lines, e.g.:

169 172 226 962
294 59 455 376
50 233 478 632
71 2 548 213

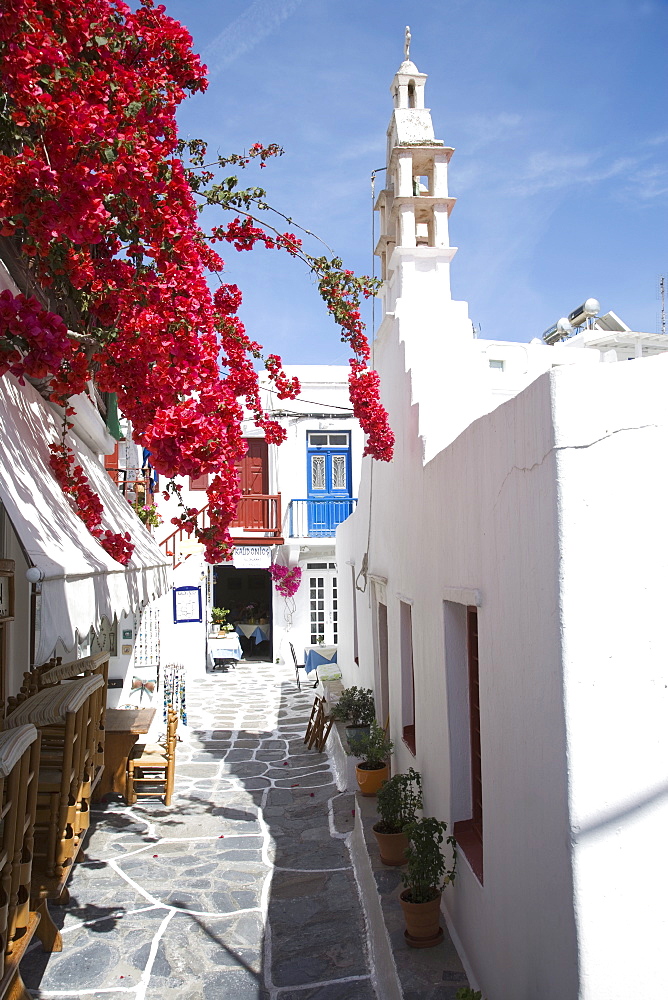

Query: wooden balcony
105 467 153 503
159 494 283 570
231 494 282 536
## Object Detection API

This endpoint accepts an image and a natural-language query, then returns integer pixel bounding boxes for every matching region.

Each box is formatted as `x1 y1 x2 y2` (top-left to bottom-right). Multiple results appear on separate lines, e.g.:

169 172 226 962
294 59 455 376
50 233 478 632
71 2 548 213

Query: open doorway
213 566 272 660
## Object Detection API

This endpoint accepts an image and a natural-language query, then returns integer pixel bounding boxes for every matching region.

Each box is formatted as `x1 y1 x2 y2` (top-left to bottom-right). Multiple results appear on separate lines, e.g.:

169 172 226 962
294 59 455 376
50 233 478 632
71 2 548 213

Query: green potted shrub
210 607 231 632
347 721 394 796
373 767 422 866
331 686 375 746
399 817 457 948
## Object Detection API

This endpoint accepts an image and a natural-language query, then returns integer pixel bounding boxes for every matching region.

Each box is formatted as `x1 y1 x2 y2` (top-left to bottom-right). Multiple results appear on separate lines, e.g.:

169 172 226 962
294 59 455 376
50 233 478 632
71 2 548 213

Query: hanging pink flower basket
270 564 302 598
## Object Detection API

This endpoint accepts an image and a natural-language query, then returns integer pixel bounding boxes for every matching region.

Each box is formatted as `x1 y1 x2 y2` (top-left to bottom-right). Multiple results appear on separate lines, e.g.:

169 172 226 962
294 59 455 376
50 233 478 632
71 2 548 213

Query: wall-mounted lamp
26 566 44 583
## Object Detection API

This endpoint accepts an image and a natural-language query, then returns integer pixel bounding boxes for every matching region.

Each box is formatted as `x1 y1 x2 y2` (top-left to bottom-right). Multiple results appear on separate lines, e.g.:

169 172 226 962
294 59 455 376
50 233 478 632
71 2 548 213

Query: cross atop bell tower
375 29 458 312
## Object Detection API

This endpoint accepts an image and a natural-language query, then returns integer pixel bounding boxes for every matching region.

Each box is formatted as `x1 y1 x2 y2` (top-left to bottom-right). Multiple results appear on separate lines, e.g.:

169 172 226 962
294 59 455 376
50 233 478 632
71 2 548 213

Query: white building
153 366 363 675
336 51 668 1000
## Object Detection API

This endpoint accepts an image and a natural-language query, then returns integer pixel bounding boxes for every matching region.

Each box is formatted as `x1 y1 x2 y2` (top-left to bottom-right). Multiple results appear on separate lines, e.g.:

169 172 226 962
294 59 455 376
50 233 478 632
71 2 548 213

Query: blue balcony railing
288 498 357 538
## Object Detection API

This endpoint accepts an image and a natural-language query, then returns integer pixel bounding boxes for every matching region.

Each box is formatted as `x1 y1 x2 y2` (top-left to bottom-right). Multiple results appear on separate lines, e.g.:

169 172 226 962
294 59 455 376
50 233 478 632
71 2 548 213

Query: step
328 719 472 1000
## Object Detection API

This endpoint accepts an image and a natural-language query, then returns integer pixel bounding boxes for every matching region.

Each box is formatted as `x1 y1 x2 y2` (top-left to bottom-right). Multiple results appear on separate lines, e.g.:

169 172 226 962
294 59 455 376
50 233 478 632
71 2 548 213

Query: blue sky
167 0 668 364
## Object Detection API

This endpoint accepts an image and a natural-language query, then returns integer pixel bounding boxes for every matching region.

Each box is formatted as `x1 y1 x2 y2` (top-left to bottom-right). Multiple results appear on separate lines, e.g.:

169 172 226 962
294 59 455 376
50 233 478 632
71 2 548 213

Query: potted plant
347 721 394 796
331 686 375 746
210 607 230 632
399 817 457 948
132 499 162 529
373 768 422 866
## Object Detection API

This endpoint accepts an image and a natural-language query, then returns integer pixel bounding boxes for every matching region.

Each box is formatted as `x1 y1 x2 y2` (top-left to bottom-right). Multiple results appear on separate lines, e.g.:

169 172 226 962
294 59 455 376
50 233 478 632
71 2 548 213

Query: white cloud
632 165 668 201
336 136 386 163
455 111 523 152
202 0 305 77
510 152 639 197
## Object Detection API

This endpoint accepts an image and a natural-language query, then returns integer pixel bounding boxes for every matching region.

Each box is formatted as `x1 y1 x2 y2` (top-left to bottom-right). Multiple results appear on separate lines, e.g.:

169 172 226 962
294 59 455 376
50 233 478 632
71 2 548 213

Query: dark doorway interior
214 566 272 660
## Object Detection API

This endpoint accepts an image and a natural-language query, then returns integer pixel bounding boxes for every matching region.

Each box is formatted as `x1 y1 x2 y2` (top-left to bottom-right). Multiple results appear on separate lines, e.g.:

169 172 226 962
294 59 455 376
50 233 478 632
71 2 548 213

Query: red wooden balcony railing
231 494 282 534
105 468 153 502
159 495 282 570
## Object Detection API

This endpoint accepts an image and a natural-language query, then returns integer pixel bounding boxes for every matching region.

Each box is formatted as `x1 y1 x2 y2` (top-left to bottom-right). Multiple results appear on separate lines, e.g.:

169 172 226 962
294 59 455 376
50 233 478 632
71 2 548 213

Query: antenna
660 275 666 335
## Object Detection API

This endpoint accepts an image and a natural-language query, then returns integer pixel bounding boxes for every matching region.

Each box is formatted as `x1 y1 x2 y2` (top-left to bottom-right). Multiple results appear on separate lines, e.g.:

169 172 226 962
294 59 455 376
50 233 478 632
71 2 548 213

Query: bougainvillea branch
49 419 133 565
269 564 302 599
0 0 393 564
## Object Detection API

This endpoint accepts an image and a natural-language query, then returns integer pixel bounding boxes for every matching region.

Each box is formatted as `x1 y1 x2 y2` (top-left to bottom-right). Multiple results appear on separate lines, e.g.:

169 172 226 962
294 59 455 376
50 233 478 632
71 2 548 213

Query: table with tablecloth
235 622 271 644
303 644 338 675
207 632 243 670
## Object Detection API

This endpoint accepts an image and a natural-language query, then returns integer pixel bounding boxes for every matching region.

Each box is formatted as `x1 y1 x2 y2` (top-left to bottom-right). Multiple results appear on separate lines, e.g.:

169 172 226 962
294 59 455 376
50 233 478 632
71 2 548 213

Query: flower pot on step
355 762 389 796
372 824 409 865
399 889 444 948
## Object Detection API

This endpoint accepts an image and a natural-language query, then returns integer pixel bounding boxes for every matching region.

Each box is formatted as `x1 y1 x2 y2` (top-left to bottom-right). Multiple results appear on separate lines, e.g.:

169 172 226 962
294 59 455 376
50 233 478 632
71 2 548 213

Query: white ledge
442 586 482 607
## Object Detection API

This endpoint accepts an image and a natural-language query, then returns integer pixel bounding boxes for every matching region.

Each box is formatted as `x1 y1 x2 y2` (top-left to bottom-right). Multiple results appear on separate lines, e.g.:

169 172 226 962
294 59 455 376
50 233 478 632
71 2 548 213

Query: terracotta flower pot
372 824 409 865
355 762 389 796
399 889 444 948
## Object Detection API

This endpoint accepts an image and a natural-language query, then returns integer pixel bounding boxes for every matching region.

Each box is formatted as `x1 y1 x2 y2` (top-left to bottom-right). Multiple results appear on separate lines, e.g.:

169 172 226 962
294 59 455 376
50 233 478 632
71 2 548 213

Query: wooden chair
303 696 321 743
303 697 332 753
2 674 105 953
0 724 41 1000
290 642 318 691
126 708 178 807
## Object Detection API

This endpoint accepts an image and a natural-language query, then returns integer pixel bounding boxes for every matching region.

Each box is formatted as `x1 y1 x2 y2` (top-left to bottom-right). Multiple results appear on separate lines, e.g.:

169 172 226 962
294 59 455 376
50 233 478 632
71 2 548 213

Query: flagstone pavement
20 660 377 1000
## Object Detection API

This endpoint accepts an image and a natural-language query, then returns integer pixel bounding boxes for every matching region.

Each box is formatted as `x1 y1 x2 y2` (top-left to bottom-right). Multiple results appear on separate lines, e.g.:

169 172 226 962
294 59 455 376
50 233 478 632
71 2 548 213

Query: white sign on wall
233 546 272 569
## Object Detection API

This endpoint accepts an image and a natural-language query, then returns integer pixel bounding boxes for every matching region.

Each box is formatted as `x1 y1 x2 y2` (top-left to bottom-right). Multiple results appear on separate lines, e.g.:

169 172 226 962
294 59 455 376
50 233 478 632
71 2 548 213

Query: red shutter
189 474 209 491
104 443 120 486
467 606 482 838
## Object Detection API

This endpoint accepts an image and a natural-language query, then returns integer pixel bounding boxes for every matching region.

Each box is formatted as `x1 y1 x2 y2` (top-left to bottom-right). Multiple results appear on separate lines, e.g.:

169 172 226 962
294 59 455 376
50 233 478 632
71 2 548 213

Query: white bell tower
372 30 475 462
375 28 458 316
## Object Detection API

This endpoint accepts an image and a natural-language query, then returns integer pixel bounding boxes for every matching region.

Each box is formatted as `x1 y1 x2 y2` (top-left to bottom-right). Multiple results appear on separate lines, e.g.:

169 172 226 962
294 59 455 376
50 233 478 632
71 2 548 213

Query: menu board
173 585 202 624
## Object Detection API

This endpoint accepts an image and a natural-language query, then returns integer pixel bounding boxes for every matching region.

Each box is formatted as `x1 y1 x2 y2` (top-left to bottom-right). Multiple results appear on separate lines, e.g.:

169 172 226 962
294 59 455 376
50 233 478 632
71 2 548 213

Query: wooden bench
2 675 105 952
37 653 108 789
0 724 41 1000
4 653 109 787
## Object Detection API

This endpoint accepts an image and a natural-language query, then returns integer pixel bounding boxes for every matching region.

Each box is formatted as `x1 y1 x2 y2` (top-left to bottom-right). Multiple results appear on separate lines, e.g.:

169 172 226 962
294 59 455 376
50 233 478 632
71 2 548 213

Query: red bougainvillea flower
0 0 392 565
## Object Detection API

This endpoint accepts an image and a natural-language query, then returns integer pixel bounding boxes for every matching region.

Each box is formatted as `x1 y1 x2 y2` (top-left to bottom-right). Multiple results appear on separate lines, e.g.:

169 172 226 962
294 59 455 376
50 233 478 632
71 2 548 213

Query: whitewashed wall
152 366 364 672
554 355 668 998
337 309 668 999
265 366 364 660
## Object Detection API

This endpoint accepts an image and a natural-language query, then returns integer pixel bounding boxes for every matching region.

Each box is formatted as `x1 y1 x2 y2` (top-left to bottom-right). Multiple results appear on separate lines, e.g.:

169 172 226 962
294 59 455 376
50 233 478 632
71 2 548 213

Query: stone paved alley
20 661 377 1000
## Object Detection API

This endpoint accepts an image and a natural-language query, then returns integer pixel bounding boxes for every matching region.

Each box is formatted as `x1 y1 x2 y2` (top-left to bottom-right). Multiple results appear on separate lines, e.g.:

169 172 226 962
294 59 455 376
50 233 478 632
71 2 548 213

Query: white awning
0 375 170 663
